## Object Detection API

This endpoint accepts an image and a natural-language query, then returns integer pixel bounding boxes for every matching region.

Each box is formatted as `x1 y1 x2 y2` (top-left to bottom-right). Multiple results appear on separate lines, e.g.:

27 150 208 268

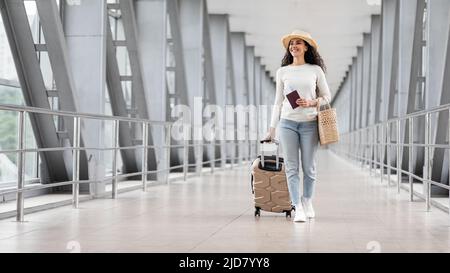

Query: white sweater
270 64 332 128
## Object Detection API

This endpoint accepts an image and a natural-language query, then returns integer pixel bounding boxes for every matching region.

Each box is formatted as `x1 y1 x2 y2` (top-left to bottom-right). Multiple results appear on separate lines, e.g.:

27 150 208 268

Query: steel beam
351 57 357 131
405 0 426 177
231 32 249 106
166 0 190 168
246 46 257 158
179 0 205 171
0 0 71 184
254 57 262 108
64 0 111 195
429 0 450 195
115 0 158 177
202 1 219 164
231 32 249 163
105 18 139 173
379 0 397 122
209 14 235 164
35 0 92 188
135 0 168 181
166 0 189 107
246 46 256 107
399 0 417 172
119 0 150 119
387 0 400 121
369 15 381 127
356 46 363 129
254 56 264 144
362 34 371 128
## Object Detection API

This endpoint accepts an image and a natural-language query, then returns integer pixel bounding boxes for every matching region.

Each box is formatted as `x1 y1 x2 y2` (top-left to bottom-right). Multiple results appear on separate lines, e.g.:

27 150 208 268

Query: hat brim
282 35 318 50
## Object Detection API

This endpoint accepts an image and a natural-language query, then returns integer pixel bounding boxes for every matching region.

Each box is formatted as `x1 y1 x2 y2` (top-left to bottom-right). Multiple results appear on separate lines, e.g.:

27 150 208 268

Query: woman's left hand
296 98 316 108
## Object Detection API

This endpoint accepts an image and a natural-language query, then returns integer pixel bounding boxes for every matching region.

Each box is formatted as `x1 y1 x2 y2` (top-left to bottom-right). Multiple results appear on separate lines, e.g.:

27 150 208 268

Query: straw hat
281 30 318 50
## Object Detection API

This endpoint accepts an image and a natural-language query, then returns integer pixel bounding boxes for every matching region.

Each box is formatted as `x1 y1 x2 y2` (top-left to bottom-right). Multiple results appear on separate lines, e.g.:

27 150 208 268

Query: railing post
425 113 431 212
356 130 358 162
347 132 350 159
360 129 364 168
241 140 244 167
240 141 243 167
347 133 350 159
355 131 358 163
196 142 202 176
356 130 359 163
375 125 378 173
380 123 384 183
237 141 240 167
165 124 171 183
397 119 401 193
364 129 368 169
249 137 253 162
347 132 350 160
230 141 234 170
142 122 148 191
409 117 414 201
387 122 392 185
357 130 360 166
365 129 369 168
355 131 359 163
16 111 25 222
349 132 353 161
72 116 81 208
448 109 450 221
370 125 375 176
351 131 354 161
183 139 188 181
221 140 226 170
112 120 119 199
211 140 215 174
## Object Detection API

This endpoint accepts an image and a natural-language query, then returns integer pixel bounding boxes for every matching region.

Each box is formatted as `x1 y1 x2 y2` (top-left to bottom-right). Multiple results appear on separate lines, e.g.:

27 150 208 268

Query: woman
264 30 331 222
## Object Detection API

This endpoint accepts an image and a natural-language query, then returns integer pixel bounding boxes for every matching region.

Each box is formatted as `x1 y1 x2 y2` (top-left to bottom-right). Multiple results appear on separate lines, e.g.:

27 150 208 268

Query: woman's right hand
263 127 276 142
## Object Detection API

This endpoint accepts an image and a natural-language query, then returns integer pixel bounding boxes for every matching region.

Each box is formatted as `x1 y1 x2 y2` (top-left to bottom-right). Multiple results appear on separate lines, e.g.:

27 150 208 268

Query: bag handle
259 139 279 169
316 96 331 112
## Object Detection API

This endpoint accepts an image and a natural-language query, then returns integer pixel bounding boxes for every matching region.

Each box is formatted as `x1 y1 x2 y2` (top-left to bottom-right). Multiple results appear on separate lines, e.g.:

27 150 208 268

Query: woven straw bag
316 97 339 145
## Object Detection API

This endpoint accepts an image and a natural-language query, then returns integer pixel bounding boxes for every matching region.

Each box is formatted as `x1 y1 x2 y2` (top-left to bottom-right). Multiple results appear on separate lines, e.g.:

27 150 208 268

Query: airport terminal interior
0 0 450 253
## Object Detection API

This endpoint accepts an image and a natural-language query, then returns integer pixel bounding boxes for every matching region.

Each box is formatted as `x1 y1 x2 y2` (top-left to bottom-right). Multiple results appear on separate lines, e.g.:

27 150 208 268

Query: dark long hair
281 39 326 72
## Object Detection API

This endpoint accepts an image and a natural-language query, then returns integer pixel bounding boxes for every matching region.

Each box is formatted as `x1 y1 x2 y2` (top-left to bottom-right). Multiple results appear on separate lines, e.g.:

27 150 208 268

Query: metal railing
331 103 450 216
0 103 256 221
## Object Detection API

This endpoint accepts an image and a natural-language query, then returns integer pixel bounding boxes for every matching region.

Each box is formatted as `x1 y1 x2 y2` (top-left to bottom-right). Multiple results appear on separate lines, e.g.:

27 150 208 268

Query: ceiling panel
207 0 381 97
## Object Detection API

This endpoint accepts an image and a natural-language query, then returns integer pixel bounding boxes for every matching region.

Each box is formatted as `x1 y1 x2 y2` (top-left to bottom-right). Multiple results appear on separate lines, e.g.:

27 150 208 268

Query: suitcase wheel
254 207 261 217
285 210 292 218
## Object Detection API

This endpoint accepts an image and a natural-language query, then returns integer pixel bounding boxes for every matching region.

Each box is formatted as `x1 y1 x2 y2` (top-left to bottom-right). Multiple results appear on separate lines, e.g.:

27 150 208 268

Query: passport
286 90 301 109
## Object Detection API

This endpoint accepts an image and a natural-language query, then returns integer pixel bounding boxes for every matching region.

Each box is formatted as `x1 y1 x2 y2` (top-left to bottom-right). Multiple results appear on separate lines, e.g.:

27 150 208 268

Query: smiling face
289 38 308 57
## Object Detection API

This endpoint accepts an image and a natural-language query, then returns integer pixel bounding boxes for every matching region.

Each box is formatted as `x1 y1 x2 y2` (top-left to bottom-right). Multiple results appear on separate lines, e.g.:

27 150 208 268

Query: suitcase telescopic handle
259 140 280 169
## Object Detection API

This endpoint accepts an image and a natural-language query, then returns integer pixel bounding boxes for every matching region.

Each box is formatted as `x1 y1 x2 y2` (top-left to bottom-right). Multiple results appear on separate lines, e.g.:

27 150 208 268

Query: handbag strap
316 96 331 112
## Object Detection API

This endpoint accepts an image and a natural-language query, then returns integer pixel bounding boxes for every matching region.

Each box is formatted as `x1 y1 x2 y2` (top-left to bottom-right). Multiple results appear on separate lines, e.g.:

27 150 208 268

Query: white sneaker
293 205 306 222
301 197 315 218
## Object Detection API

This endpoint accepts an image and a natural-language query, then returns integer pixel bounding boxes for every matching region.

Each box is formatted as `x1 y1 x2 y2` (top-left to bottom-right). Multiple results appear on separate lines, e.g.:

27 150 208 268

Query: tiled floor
0 148 449 253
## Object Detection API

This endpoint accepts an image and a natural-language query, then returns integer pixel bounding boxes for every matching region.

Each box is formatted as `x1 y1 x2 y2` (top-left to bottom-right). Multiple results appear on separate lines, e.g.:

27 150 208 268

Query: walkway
0 149 449 253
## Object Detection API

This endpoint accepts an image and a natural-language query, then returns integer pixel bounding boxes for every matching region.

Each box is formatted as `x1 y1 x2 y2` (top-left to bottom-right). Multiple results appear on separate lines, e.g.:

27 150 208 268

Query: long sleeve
316 66 332 106
270 68 284 128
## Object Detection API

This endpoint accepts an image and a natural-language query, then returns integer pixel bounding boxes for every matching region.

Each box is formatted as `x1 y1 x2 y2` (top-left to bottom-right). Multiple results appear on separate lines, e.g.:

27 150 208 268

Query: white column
64 0 107 196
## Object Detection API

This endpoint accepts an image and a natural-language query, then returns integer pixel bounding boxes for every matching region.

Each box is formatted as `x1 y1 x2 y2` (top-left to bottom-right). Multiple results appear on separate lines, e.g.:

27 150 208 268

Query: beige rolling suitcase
251 140 293 217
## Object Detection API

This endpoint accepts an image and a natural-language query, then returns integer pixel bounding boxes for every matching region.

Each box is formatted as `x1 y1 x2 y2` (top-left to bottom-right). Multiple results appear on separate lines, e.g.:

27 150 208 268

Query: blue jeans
278 118 319 207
